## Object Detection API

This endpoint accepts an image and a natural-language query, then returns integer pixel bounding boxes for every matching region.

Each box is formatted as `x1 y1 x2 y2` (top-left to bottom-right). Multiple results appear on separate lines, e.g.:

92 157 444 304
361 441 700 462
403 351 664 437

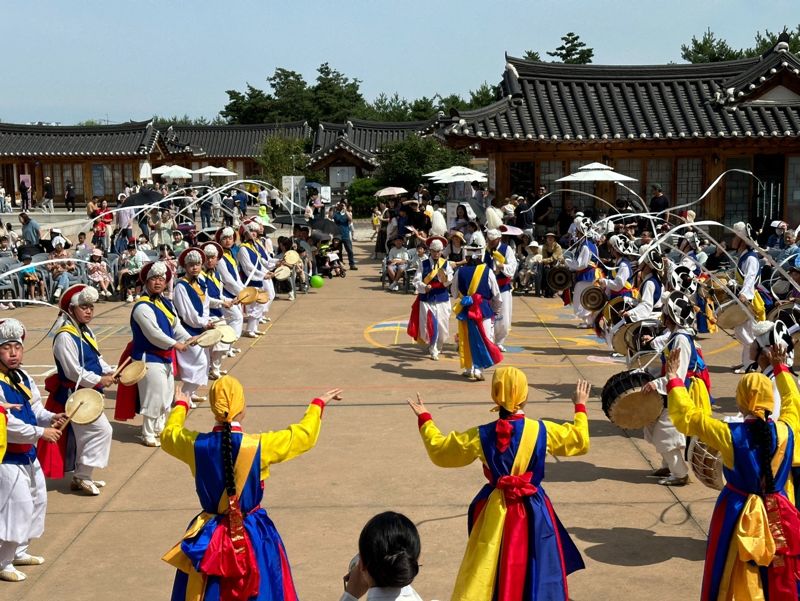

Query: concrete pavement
2 240 747 601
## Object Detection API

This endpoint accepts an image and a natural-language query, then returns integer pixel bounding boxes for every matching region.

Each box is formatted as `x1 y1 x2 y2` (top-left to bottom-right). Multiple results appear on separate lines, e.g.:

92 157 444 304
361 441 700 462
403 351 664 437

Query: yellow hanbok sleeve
418 417 484 467
160 402 199 474
668 381 733 468
0 409 6 463
259 401 323 479
542 410 590 457
775 368 800 438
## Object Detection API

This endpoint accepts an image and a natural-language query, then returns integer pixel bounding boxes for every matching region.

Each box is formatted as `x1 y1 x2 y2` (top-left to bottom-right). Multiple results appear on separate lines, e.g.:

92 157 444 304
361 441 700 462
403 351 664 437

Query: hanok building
308 119 434 193
0 120 164 204
437 36 800 227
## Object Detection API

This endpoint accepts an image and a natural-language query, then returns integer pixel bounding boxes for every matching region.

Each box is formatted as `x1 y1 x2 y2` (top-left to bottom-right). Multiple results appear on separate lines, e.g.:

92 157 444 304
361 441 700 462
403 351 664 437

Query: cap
0 319 25 346
59 284 99 312
486 229 502 241
140 261 172 284
178 248 203 268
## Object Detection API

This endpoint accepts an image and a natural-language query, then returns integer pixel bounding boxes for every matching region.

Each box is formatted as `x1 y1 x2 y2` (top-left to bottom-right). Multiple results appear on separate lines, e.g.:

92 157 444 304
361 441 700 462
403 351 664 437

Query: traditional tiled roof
0 120 159 157
166 121 311 158
309 119 435 168
440 38 800 143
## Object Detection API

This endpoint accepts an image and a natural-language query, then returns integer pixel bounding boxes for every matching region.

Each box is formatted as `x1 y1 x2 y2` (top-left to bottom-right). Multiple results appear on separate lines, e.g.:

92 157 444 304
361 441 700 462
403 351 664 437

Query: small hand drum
194 329 223 348
688 438 725 491
65 389 105 425
256 290 270 304
283 250 301 266
237 287 260 305
623 320 660 354
546 266 572 292
215 324 237 344
273 265 292 281
628 351 659 370
581 286 606 312
118 360 147 386
601 370 663 429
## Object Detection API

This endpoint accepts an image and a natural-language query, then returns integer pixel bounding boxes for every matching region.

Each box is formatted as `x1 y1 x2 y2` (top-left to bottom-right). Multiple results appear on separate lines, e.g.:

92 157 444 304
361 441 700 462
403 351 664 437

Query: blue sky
1 0 795 124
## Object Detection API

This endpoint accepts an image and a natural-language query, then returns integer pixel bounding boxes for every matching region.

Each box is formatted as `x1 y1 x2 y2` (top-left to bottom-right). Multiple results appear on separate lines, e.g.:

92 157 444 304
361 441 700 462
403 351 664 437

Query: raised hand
665 348 681 380
572 379 591 405
319 388 344 404
407 392 427 416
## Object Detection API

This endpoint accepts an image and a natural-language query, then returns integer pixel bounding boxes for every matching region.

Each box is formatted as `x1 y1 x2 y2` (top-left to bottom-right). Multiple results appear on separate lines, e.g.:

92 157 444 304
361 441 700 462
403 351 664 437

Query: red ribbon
198 512 260 601
496 472 539 502
765 492 800 601
495 419 514 452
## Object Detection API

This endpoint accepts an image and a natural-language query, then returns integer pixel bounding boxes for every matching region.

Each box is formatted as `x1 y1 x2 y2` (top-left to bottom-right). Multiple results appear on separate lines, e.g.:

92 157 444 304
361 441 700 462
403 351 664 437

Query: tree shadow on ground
569 526 707 565
545 460 655 485
334 344 469 381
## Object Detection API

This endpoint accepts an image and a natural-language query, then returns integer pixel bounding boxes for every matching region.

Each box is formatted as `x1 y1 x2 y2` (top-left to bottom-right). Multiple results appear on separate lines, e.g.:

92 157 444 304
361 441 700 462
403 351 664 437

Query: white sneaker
288 292 295 301
232 347 242 354
126 294 134 303
191 395 207 403
189 400 197 409
243 331 258 338
70 477 100 496
497 344 507 352
226 350 235 357
208 369 221 380
53 288 62 300
0 567 26 581
142 438 160 448
430 351 439 361
13 553 44 566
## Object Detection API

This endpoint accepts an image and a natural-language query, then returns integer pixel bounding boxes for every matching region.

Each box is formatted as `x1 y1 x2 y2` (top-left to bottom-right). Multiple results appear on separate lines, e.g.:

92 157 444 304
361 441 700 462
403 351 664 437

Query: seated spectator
20 255 46 301
49 236 76 300
118 242 144 302
341 512 422 601
6 223 18 248
87 248 113 298
171 230 188 254
137 234 152 251
410 243 427 274
386 236 410 291
0 236 14 258
445 230 467 269
75 231 91 252
517 239 543 295
777 230 800 265
704 240 730 272
326 238 346 278
768 220 788 250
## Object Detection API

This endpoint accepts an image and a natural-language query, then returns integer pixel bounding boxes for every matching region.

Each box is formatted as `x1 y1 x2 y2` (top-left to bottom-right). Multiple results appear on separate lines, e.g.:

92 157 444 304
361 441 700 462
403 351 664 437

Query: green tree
347 177 382 217
547 32 594 64
311 63 366 124
358 92 412 121
375 135 470 191
221 84 276 124
748 25 800 55
680 28 744 63
152 114 225 128
468 82 498 108
523 50 541 61
256 136 308 186
409 96 438 120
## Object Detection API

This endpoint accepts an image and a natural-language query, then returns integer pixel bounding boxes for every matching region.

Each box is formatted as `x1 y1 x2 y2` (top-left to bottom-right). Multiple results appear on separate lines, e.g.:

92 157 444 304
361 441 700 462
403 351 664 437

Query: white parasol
375 186 408 197
556 162 637 183
156 165 194 179
424 166 485 180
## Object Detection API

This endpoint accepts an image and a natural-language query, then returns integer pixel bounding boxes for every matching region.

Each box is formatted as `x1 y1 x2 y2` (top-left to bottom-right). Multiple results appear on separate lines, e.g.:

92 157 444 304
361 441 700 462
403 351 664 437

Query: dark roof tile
166 122 310 158
0 120 158 157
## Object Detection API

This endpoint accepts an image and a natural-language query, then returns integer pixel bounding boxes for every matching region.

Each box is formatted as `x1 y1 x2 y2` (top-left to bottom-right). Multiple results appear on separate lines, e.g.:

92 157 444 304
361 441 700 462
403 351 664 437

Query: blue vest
131 296 176 363
202 270 224 318
238 243 263 286
220 252 240 299
484 243 512 292
575 240 599 282
687 251 701 275
175 279 207 336
643 275 662 306
53 327 104 406
1 371 38 465
661 332 706 388
419 258 450 303
457 265 494 318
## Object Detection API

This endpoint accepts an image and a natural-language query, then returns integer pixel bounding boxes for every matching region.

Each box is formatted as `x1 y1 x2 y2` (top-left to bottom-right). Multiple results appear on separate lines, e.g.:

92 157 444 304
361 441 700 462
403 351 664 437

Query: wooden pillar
705 155 725 223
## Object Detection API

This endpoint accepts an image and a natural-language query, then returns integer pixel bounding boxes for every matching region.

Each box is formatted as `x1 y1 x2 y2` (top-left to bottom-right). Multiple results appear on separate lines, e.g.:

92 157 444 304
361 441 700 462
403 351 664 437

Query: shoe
461 369 472 378
430 351 439 361
497 345 507 352
93 480 106 488
191 395 207 403
0 567 26 581
142 438 160 448
12 553 44 566
576 323 590 329
53 288 62 300
733 367 747 374
226 350 235 357
126 294 134 303
611 352 623 358
208 370 221 380
350 265 358 271
219 369 228 375
470 370 485 382
189 400 197 409
70 477 99 496
243 331 258 338
232 347 242 354
658 475 689 487
648 467 671 478
288 293 295 301
390 283 399 291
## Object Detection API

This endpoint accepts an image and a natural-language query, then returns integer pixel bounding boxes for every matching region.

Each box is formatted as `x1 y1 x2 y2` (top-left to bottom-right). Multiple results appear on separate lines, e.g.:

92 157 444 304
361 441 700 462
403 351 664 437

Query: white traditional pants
72 415 113 481
644 408 688 478
573 281 595 325
245 302 263 335
137 362 173 441
223 305 243 338
734 318 756 367
494 289 512 346
262 279 275 313
418 300 451 353
0 460 47 569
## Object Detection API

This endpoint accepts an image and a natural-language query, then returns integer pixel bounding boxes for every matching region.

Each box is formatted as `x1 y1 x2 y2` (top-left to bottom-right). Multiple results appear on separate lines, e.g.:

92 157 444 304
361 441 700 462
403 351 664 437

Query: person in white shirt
731 222 765 373
341 512 423 601
484 229 518 350
409 237 453 360
386 236 410 291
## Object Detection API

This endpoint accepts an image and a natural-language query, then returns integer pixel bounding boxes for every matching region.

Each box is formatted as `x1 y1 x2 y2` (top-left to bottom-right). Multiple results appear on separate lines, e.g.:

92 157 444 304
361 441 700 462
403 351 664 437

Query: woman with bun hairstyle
408 366 591 601
341 511 422 601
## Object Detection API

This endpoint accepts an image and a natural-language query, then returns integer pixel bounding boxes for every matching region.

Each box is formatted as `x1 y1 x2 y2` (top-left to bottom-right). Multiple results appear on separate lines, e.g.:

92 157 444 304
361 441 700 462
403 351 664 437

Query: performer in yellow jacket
408 367 590 601
666 347 800 600
160 376 342 600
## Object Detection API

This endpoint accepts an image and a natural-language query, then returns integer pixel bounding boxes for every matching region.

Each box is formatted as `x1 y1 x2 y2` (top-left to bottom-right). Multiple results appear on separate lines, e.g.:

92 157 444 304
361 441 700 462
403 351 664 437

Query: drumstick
111 357 132 379
59 401 85 431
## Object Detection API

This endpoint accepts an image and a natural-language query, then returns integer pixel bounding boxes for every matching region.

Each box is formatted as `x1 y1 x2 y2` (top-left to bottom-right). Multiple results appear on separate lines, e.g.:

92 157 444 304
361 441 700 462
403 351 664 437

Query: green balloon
310 275 325 288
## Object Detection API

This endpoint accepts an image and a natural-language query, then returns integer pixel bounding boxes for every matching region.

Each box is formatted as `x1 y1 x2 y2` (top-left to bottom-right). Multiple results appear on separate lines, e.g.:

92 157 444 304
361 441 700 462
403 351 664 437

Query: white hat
428 239 444 252
72 286 99 307
52 236 67 248
221 227 234 238
202 243 219 258
0 319 25 346
486 229 502 241
527 240 540 248
147 261 168 280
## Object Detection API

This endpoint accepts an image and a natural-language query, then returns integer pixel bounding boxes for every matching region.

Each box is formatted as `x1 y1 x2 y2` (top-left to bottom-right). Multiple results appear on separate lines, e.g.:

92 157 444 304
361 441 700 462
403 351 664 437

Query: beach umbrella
120 189 168 208
556 162 637 183
424 166 484 180
157 165 194 179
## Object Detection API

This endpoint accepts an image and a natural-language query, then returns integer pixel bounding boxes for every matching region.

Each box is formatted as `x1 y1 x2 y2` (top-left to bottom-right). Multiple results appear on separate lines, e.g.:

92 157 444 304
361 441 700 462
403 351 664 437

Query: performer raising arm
408 367 590 601
160 376 343 600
